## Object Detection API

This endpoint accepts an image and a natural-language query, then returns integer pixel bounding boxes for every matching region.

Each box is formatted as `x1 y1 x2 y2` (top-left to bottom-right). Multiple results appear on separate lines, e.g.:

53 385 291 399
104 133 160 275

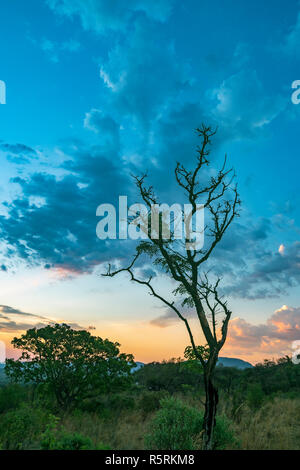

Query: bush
41 429 94 450
145 396 202 450
145 396 238 450
247 383 265 409
40 414 110 450
107 393 136 412
78 396 107 414
213 415 240 450
95 442 112 450
138 391 169 414
0 405 47 449
78 392 135 416
0 384 26 413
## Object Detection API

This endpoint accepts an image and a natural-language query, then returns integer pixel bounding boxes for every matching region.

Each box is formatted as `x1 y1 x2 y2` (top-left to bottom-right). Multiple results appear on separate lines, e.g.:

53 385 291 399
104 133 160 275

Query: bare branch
103 254 205 366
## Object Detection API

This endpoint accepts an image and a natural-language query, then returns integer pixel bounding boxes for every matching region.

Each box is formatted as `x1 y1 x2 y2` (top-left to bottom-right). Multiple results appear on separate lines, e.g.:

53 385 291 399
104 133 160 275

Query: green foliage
246 383 265 409
107 393 136 412
0 405 47 449
184 344 210 362
5 323 135 408
41 418 82 449
242 357 300 396
0 384 27 413
44 432 93 450
145 396 238 450
145 396 203 450
136 356 300 398
0 368 8 386
40 414 110 450
135 359 202 393
78 396 107 414
96 442 111 450
78 392 136 417
0 349 298 450
213 415 240 450
214 367 242 395
138 391 169 414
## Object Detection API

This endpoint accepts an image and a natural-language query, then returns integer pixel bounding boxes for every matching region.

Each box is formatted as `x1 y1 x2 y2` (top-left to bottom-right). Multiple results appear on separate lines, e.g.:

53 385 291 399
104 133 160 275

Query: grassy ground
58 394 300 450
229 397 300 450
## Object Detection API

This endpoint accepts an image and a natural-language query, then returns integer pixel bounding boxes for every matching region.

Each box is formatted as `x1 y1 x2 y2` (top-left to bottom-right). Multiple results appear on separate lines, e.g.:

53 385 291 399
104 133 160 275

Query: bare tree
104 125 241 450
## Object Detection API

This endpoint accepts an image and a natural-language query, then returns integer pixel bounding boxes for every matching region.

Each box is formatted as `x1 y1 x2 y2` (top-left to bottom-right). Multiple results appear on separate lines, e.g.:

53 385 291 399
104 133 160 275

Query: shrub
95 442 112 450
0 384 26 413
213 415 240 450
0 405 47 449
246 383 265 409
41 429 94 450
145 396 202 450
145 396 238 450
40 414 110 450
78 396 106 414
138 391 169 414
78 392 135 416
107 393 136 412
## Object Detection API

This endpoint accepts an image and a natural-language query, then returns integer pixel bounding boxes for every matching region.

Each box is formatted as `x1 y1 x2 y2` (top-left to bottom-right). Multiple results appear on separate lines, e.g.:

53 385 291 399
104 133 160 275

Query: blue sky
0 0 300 363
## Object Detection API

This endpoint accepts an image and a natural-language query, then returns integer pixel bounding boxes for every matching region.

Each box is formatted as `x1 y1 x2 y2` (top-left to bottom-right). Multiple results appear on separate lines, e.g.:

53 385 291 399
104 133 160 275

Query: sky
0 0 300 364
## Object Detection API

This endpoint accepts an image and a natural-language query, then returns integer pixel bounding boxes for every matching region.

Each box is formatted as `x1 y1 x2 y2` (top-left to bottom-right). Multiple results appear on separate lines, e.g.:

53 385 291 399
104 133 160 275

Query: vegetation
0 328 299 450
5 323 135 408
104 125 241 449
145 396 203 450
145 396 237 450
40 415 110 450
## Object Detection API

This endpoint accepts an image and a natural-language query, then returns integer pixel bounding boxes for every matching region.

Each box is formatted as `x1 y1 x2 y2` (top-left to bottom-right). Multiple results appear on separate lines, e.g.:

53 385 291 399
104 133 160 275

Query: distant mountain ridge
217 357 253 369
2 358 253 371
133 357 253 371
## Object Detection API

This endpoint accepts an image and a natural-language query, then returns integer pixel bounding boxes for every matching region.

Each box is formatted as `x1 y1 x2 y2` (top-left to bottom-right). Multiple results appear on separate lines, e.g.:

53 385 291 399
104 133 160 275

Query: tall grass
232 397 300 450
61 410 153 450
0 386 299 449
58 395 300 450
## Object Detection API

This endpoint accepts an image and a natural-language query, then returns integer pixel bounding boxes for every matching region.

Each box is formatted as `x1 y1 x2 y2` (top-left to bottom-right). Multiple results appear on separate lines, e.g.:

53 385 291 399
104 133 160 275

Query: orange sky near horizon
1 312 296 366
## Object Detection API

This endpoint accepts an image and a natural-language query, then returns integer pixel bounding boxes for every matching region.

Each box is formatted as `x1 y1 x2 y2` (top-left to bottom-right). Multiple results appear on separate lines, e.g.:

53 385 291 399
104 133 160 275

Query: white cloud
210 70 285 138
281 11 300 58
46 0 174 34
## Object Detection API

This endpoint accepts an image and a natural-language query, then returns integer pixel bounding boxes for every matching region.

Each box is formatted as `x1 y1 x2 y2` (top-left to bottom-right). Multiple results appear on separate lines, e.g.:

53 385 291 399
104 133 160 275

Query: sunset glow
0 0 299 367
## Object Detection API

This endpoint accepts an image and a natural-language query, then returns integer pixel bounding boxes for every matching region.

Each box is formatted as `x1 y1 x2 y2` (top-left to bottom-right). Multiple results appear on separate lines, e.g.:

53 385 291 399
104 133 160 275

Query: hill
134 357 253 371
217 357 253 369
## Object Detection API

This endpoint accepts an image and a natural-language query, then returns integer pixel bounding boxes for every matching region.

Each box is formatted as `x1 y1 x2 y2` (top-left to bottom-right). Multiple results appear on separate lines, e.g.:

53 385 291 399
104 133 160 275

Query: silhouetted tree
5 324 135 408
104 126 240 449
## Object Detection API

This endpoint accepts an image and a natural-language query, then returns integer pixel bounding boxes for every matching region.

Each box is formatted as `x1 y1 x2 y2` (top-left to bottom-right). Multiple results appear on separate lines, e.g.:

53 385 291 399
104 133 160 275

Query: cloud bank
224 305 300 360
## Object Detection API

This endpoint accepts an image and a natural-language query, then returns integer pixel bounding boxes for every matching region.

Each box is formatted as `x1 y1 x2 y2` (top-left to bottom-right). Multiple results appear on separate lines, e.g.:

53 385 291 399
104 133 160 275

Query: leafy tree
183 345 209 380
5 323 135 408
214 367 242 396
105 126 240 449
135 359 202 393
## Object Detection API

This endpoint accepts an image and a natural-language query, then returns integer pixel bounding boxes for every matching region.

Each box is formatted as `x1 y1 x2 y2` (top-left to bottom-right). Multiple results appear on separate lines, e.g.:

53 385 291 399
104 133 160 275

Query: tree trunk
202 372 219 450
